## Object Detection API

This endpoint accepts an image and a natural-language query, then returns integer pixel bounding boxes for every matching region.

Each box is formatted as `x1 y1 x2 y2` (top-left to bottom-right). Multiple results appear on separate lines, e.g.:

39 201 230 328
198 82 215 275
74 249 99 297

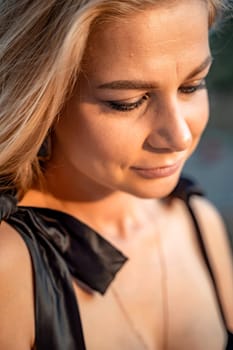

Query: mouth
131 159 183 179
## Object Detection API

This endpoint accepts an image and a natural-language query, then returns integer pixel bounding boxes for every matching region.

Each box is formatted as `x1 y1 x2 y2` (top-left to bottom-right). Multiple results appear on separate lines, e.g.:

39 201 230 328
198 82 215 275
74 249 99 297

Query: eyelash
107 93 150 112
106 80 206 112
179 79 206 94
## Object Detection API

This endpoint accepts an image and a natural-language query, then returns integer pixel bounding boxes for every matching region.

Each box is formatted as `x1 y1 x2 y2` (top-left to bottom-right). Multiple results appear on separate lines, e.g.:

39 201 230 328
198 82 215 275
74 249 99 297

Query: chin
123 173 181 199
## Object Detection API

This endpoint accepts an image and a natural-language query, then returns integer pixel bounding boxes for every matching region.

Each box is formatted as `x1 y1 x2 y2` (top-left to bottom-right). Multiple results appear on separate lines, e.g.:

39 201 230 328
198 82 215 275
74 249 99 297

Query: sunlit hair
0 0 230 196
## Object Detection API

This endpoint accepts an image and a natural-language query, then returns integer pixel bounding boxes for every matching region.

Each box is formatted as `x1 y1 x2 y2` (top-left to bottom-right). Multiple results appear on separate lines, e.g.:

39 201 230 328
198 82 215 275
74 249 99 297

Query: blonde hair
0 0 229 196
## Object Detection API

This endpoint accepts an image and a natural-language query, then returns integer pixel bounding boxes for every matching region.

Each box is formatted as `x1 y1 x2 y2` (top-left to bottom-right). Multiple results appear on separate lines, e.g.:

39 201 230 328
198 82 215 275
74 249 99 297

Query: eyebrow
97 55 213 90
186 55 213 79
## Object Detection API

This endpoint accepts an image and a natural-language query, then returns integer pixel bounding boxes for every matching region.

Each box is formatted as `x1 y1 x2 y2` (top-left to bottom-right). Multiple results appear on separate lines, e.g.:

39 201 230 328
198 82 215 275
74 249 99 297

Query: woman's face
52 0 211 199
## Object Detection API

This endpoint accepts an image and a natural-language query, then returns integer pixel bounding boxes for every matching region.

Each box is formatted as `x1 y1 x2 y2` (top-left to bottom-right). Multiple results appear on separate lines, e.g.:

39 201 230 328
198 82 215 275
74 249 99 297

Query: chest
73 216 227 350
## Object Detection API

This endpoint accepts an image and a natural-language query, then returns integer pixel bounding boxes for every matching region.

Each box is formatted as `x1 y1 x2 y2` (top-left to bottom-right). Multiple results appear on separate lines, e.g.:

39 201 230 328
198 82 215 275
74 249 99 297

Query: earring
37 132 52 162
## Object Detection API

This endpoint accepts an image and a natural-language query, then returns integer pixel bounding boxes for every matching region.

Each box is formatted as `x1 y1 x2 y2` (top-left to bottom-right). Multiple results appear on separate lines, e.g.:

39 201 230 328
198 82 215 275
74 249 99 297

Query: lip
131 160 183 179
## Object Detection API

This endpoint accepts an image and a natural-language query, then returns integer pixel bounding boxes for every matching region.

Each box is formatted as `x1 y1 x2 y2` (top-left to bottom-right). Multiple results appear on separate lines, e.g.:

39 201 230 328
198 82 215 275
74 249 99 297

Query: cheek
187 93 209 149
55 102 139 168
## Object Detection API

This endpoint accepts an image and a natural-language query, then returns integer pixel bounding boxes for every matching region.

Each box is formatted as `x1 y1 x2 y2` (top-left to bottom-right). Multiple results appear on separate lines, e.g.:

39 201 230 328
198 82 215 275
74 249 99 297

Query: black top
0 177 232 350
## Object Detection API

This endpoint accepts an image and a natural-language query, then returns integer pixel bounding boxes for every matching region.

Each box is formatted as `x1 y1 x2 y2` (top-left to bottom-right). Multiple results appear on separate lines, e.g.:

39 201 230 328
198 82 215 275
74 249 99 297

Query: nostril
142 138 172 153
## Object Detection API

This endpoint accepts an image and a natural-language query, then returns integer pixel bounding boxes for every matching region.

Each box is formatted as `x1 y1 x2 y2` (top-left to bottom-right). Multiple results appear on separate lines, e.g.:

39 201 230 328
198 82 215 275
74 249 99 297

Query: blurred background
184 15 233 245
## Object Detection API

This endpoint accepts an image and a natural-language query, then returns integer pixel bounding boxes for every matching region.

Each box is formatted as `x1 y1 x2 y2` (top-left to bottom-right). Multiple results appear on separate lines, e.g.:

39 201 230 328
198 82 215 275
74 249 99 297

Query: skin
48 1 211 203
0 0 232 349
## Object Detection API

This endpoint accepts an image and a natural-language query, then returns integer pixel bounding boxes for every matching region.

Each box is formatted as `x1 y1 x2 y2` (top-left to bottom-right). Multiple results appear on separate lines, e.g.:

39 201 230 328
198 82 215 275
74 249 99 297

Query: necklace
111 231 169 350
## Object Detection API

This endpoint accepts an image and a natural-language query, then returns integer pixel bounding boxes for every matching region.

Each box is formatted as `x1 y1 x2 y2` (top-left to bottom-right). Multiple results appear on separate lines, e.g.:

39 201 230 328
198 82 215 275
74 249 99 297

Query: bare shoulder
190 195 233 331
190 195 232 260
0 221 35 349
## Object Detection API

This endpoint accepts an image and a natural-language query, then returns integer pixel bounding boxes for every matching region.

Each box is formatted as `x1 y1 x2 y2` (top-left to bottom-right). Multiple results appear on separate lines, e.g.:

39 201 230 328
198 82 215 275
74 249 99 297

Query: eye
179 79 206 94
106 93 150 112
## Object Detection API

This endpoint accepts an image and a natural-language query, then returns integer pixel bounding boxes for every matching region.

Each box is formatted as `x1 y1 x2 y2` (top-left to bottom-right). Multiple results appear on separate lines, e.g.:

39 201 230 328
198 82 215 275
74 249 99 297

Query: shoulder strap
171 177 228 327
0 192 18 221
6 209 87 350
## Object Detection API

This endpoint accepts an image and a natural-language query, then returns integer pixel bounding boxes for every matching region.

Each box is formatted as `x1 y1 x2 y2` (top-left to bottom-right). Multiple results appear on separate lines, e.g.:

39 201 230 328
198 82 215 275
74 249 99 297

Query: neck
20 163 165 241
21 186 163 240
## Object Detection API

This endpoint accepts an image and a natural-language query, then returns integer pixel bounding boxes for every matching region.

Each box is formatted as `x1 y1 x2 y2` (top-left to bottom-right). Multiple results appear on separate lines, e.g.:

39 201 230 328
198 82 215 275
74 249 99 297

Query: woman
0 0 232 349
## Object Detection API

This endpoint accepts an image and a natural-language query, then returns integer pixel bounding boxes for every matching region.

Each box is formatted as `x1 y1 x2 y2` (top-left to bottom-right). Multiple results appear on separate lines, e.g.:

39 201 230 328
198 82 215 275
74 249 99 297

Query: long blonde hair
0 0 229 196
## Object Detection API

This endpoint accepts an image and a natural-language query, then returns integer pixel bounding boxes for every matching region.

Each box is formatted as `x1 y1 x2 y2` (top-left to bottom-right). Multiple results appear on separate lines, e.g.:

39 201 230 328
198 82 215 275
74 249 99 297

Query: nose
145 97 192 153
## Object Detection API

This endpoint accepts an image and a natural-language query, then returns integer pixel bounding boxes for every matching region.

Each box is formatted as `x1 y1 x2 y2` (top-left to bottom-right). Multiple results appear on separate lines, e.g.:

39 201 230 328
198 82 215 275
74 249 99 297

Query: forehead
83 0 210 82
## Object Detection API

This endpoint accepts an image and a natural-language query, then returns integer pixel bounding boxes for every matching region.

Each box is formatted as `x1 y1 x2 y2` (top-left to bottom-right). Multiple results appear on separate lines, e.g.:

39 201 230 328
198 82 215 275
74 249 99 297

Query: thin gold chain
111 232 169 350
112 286 149 349
157 230 169 350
